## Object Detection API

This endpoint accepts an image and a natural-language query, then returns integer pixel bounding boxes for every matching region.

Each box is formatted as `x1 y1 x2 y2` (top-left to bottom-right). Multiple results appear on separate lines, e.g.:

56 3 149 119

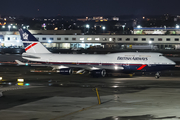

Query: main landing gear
155 72 160 79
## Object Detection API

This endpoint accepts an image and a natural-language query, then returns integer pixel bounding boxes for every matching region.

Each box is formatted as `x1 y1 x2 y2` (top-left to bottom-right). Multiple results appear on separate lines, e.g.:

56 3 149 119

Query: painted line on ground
50 104 99 120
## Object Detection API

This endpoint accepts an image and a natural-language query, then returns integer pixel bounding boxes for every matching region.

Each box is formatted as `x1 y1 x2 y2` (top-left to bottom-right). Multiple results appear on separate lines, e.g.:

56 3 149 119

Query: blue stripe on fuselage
34 62 174 72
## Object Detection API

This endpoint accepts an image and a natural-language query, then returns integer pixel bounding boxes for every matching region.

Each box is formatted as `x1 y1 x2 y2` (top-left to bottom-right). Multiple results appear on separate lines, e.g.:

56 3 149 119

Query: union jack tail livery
19 29 50 53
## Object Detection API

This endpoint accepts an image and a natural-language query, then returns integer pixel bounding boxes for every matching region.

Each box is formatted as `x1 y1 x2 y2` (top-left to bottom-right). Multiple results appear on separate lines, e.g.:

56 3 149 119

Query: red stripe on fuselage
25 43 37 51
137 65 147 70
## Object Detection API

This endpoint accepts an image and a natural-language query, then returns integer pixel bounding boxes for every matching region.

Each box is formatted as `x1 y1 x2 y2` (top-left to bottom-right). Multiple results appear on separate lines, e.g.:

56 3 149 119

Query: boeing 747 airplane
18 29 176 78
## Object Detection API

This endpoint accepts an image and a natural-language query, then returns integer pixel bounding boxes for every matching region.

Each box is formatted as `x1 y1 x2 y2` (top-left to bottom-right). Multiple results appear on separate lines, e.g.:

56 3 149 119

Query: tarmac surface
1 54 180 119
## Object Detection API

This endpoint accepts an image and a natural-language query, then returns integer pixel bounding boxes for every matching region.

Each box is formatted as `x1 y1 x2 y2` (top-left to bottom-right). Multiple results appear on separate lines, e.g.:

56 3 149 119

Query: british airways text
117 57 148 61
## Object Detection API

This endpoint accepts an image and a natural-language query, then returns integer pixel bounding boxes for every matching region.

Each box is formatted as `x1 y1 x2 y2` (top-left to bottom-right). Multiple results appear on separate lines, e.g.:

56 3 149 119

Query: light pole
122 25 125 34
176 24 179 29
8 25 11 31
137 25 142 28
86 24 90 34
102 26 106 33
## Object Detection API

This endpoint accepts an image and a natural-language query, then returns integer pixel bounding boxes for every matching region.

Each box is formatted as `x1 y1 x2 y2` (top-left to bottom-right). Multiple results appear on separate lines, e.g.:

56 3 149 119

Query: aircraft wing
15 60 124 71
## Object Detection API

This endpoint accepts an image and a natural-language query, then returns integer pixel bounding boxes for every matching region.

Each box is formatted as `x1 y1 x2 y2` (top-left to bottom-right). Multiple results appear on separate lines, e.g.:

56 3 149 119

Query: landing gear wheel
155 72 160 79
155 75 160 79
101 69 106 77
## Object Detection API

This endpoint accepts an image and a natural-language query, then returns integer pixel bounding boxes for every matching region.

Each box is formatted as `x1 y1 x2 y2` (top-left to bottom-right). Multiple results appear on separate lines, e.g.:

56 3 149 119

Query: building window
65 38 68 40
13 37 17 40
158 38 162 41
95 38 100 41
142 38 146 41
150 38 154 41
118 38 122 41
80 38 84 40
175 38 179 41
134 38 138 41
50 38 53 40
42 38 46 40
72 38 76 40
87 38 92 40
103 38 107 41
166 38 170 41
126 38 130 41
57 38 61 40
8 37 10 40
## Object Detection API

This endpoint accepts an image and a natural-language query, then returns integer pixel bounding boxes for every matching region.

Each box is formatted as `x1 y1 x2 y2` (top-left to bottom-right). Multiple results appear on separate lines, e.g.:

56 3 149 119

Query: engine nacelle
90 69 106 77
57 68 72 75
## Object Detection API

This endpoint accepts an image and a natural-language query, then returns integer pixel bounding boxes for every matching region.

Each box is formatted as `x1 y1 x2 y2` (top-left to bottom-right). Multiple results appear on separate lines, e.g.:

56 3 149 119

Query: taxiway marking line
50 104 99 120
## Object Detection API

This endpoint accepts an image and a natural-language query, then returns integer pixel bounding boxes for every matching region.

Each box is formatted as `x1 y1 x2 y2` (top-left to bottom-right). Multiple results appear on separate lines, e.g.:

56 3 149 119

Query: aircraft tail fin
19 29 50 53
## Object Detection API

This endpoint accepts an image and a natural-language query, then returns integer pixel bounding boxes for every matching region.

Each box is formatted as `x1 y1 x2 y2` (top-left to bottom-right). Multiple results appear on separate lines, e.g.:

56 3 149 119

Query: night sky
1 0 180 17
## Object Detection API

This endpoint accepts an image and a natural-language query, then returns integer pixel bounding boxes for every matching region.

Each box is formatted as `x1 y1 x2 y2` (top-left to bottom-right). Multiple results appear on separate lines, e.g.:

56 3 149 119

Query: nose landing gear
155 72 160 79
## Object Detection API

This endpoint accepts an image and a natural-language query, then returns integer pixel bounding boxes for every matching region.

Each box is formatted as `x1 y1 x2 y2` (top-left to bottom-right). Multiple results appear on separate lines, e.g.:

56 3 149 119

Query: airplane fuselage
22 52 175 72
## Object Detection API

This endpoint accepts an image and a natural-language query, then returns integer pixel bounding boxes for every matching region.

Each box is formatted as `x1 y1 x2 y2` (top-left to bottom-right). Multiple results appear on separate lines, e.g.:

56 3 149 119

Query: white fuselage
22 52 175 71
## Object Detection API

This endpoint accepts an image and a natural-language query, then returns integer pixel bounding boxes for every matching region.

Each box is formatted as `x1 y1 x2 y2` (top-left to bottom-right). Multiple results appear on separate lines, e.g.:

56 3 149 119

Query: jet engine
90 69 106 77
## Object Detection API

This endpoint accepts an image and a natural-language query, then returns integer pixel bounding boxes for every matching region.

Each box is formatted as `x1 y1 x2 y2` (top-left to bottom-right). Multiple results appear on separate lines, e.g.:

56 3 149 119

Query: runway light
17 79 24 82
25 83 30 86
0 77 2 81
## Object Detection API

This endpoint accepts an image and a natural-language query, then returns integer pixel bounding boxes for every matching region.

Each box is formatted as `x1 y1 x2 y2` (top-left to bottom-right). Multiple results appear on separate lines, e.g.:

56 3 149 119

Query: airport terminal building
1 30 180 50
